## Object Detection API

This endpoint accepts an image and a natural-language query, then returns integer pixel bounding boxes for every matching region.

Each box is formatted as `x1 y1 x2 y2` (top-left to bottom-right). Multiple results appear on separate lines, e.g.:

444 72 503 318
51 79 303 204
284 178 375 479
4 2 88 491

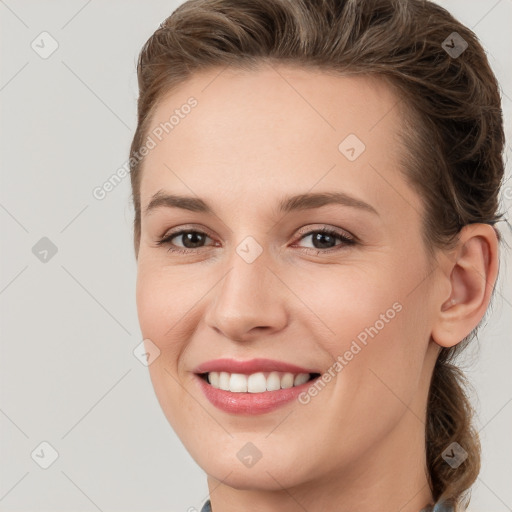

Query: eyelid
294 224 356 242
159 223 355 241
156 225 216 251
156 224 357 254
159 224 215 240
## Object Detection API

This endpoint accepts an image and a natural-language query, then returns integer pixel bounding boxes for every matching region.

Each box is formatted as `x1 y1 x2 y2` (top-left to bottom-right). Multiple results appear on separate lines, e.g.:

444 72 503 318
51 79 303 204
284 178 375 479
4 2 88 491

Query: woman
129 0 505 510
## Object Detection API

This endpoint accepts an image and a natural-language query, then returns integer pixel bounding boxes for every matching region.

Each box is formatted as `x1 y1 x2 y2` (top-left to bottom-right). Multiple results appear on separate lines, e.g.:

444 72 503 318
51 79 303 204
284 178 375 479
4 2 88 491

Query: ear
431 223 499 348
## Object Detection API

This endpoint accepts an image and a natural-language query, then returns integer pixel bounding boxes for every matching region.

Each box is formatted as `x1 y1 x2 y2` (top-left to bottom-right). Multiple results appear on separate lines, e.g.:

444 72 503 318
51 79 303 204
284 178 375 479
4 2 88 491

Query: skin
134 64 499 512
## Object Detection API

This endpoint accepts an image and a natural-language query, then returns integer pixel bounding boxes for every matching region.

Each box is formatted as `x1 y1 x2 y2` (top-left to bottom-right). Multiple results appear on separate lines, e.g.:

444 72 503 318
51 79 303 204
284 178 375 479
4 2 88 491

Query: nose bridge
204 238 288 340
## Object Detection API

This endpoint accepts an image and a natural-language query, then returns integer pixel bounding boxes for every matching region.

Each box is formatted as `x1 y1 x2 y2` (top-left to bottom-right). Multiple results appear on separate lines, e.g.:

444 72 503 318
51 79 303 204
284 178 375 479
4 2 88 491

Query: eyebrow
143 190 379 217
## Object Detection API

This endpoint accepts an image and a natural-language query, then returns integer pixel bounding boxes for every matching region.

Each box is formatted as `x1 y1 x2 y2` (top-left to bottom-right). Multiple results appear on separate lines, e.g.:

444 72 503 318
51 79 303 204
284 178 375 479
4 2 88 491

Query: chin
192 443 316 491
205 463 305 491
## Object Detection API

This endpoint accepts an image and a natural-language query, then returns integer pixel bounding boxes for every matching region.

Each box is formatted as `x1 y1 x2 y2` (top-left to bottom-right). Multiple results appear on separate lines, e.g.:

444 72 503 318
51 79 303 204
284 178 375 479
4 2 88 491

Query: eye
293 227 356 253
155 226 356 255
156 229 215 254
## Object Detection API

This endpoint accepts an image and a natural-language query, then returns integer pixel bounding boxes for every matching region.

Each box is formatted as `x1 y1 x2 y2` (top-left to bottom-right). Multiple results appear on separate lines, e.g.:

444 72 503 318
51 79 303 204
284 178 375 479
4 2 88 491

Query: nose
203 248 289 342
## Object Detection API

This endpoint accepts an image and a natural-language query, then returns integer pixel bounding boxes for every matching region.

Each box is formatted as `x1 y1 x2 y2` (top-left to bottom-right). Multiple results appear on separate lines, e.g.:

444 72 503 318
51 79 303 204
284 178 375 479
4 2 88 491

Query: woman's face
135 65 443 492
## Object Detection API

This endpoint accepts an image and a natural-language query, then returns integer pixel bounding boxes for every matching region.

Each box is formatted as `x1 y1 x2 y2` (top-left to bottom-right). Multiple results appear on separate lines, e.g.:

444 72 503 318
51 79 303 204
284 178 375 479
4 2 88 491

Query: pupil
183 232 205 248
313 232 335 249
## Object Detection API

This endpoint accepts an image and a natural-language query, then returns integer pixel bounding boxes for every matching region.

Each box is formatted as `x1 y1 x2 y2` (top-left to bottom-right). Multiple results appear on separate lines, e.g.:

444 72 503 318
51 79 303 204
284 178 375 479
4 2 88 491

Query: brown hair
129 0 505 508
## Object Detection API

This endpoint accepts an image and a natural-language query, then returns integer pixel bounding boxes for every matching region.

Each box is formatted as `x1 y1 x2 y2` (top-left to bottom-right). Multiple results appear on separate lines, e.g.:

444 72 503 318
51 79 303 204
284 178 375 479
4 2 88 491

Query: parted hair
129 1 505 509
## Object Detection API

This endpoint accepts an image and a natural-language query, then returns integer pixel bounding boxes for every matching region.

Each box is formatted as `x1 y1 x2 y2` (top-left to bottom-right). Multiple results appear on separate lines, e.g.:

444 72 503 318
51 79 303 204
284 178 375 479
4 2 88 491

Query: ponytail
426 348 481 511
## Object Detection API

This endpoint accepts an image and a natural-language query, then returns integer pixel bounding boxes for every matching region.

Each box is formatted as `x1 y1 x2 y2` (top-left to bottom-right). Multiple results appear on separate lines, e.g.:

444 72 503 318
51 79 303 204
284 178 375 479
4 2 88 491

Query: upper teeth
207 371 310 393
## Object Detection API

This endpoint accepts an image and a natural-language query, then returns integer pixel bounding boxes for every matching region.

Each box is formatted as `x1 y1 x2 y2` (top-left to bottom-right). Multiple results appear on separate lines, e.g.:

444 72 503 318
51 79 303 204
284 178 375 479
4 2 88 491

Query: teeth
266 371 281 391
281 372 294 389
207 371 312 393
219 371 230 390
209 371 220 388
293 373 310 386
229 373 247 392
247 372 266 393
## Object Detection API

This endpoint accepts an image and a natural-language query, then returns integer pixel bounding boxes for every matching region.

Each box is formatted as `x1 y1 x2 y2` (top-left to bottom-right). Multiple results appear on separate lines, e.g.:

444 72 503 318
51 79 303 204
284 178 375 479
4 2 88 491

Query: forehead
139 64 416 221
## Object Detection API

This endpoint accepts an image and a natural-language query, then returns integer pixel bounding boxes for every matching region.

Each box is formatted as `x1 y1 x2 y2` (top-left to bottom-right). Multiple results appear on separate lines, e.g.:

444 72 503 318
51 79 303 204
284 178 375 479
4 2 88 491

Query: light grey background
0 1 511 511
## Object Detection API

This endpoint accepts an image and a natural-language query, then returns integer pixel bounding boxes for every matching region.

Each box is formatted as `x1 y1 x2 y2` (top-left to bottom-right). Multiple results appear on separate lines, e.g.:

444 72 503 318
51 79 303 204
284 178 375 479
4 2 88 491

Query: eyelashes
156 229 215 254
155 226 357 255
291 227 356 254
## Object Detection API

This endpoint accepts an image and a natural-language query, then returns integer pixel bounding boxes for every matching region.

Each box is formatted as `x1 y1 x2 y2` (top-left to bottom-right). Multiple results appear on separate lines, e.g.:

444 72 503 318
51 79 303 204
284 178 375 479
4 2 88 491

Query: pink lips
193 358 320 415
193 357 317 375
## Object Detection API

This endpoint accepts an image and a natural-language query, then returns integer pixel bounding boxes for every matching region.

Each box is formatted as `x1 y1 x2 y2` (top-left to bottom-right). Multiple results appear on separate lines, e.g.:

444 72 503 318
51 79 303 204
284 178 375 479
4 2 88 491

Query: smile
192 358 322 414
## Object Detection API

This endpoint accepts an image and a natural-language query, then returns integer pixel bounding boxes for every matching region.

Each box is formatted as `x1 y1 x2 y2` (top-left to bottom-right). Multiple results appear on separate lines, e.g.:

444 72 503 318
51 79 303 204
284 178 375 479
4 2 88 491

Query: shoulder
200 499 211 512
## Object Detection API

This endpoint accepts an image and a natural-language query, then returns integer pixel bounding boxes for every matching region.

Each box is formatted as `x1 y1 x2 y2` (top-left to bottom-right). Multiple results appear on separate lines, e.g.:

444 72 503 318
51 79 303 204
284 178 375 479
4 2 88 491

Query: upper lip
193 358 319 375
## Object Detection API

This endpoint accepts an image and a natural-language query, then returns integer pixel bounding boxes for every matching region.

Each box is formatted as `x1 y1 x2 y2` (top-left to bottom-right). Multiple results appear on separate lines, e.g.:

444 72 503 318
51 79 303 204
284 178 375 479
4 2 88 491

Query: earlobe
431 224 499 349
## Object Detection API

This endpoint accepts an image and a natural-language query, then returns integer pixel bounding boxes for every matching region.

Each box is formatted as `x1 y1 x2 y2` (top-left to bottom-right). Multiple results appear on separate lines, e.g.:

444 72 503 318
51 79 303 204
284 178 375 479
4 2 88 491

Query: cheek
300 276 428 463
301 263 428 402
294 264 405 351
135 264 203 350
136 266 201 428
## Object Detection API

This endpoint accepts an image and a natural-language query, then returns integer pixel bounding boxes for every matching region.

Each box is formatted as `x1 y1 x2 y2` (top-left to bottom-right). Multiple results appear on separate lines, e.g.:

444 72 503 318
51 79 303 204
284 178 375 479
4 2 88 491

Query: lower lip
195 374 318 415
